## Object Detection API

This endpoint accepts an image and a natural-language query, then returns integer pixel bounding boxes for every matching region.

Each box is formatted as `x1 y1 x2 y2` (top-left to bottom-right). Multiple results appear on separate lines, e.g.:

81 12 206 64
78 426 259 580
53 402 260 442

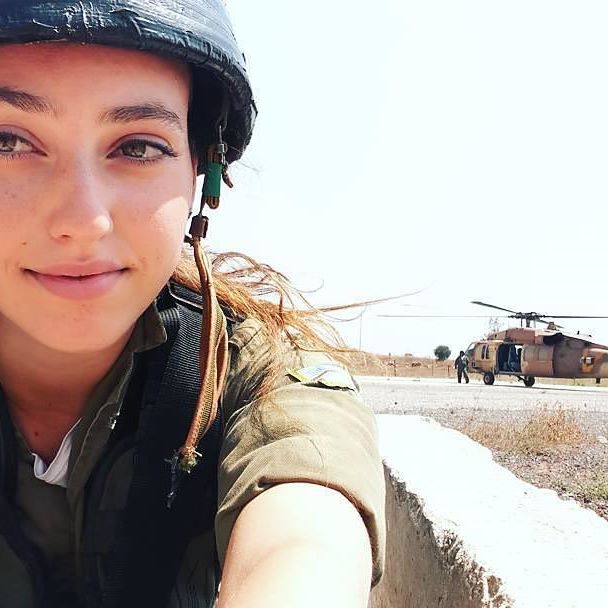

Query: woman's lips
26 268 127 300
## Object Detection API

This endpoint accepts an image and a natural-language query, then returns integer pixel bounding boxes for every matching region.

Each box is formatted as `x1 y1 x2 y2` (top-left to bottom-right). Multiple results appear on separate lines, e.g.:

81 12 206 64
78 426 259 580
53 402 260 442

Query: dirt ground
494 445 608 521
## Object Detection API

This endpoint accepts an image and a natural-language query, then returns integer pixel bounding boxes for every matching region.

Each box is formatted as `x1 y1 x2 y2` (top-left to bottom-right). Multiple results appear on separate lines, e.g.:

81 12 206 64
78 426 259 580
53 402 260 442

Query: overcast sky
205 1 608 356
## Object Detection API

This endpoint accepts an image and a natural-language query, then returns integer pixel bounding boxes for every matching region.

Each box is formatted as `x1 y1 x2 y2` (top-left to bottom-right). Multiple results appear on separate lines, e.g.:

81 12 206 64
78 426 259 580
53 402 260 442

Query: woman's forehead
0 43 192 124
0 42 190 103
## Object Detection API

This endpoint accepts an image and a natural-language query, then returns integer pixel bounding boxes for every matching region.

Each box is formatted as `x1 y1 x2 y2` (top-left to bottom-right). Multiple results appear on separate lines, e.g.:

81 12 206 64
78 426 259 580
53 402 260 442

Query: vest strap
82 284 225 608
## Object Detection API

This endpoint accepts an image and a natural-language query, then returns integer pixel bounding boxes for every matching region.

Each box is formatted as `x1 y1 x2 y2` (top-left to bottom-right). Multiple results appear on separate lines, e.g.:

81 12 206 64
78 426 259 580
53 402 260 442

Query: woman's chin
31 320 136 355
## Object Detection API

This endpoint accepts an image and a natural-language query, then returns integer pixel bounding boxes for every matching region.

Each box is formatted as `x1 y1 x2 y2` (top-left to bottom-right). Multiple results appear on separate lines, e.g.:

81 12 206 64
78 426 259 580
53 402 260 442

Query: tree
434 345 451 361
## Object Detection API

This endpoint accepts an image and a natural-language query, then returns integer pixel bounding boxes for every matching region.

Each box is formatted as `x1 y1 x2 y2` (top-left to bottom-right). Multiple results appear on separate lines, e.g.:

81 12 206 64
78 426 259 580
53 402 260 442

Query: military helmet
0 0 256 170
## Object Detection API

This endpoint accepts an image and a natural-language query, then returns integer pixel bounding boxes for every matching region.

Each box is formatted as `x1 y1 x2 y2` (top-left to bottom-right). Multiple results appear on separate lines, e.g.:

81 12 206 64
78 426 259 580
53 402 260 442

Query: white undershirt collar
31 419 81 489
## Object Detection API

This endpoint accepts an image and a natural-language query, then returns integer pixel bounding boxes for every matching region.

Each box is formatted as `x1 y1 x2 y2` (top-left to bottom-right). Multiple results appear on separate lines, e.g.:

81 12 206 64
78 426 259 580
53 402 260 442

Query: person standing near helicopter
455 350 470 384
0 1 385 606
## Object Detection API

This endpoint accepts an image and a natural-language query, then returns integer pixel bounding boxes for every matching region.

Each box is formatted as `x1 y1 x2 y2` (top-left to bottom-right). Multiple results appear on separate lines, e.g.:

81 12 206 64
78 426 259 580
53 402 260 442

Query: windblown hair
172 249 352 400
182 75 356 404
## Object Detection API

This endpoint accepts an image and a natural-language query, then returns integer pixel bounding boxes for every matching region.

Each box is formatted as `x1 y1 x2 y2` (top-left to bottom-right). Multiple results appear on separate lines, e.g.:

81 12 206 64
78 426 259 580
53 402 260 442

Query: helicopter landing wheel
523 376 535 387
483 372 495 385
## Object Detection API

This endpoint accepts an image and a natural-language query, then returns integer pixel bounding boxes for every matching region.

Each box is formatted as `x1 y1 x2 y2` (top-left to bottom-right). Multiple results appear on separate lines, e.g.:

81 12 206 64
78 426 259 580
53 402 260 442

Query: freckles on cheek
1 189 17 207
1 186 22 204
0 192 29 237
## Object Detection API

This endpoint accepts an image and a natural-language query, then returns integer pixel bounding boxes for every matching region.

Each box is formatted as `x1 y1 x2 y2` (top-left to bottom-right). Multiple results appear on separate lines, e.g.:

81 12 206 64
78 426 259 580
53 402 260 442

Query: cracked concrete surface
369 415 608 608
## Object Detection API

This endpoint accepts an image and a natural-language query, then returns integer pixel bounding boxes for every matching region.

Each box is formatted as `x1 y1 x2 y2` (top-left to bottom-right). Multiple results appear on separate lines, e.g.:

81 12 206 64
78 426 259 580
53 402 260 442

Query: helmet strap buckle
201 123 233 214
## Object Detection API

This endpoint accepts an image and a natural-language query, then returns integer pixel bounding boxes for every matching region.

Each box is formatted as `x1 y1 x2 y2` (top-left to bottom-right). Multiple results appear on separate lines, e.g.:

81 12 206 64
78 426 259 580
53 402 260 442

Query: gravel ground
360 376 608 412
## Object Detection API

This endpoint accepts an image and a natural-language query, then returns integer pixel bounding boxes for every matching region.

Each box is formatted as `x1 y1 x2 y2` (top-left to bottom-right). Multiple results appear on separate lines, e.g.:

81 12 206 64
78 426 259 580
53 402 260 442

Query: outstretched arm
218 482 373 608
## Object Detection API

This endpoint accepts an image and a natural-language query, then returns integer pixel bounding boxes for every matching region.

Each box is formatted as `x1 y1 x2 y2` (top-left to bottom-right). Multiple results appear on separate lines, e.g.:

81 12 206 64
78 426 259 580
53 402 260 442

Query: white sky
206 1 608 356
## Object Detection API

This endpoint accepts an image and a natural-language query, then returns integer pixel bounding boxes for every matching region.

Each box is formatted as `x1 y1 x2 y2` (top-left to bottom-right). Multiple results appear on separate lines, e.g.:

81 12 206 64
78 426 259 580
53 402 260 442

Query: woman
0 2 385 607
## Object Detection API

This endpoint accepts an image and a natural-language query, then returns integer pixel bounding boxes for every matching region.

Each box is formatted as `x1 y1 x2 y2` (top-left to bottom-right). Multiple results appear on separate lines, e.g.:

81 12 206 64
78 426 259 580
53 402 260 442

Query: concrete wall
369 415 608 608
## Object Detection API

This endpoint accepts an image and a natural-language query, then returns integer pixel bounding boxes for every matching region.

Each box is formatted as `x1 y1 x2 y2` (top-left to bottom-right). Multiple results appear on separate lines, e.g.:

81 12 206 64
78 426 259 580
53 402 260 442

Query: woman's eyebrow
0 87 184 133
0 86 54 113
99 103 184 132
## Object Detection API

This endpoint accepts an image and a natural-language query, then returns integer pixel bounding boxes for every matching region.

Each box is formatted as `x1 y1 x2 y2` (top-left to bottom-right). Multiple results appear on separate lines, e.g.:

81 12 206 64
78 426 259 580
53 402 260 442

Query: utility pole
358 305 369 351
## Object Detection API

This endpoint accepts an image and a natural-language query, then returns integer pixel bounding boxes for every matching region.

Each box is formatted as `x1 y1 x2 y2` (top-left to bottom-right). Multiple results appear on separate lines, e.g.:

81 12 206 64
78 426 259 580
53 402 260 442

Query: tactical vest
0 283 230 607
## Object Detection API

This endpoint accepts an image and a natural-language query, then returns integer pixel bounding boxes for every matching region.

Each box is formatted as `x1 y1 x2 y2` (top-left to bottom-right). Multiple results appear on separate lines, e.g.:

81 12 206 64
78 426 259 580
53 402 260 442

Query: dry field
347 352 456 378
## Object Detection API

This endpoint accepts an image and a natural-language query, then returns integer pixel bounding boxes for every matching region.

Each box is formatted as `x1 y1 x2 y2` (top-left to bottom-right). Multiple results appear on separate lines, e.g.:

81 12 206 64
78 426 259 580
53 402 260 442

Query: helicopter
463 301 608 386
378 301 608 387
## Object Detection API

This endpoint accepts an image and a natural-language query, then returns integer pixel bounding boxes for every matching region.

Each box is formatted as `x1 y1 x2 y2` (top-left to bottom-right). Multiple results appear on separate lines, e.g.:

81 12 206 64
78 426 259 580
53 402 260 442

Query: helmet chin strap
178 220 228 475
175 124 231 478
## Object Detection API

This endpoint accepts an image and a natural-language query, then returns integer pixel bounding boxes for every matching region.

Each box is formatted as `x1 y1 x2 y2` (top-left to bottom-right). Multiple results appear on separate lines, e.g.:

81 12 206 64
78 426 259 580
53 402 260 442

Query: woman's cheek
121 192 190 261
0 184 33 234
0 189 17 217
0 162 51 216
127 189 189 229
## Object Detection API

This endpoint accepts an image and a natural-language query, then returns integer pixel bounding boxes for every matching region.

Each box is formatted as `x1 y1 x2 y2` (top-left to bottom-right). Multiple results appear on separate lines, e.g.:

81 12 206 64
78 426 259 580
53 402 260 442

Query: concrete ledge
369 415 608 608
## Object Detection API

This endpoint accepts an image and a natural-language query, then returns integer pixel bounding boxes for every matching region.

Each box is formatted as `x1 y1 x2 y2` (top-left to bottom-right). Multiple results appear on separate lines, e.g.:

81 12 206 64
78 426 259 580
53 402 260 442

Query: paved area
358 377 608 413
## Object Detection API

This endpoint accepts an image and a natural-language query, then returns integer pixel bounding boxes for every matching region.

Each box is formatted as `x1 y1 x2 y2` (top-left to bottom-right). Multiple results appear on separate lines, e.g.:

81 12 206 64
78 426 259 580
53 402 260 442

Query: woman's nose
45 160 113 243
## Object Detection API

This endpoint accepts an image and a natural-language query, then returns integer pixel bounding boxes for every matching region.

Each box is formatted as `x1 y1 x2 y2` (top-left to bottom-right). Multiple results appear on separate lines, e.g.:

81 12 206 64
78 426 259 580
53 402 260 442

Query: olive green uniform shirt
2 304 386 607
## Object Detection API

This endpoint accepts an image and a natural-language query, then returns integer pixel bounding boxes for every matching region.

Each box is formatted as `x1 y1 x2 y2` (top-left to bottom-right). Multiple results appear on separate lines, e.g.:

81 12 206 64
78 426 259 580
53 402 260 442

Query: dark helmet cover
0 0 256 167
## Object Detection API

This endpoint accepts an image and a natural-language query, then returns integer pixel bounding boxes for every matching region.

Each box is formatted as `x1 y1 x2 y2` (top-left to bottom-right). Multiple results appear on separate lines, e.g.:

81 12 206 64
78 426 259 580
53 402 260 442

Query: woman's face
0 43 196 353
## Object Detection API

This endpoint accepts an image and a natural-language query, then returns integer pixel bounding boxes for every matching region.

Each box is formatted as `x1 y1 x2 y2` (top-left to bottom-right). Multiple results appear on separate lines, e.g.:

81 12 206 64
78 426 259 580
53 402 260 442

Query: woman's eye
117 140 170 161
0 132 35 154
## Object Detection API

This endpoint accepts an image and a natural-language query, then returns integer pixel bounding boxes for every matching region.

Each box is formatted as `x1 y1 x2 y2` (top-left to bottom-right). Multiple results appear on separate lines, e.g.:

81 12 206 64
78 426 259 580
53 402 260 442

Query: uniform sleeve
215 318 386 586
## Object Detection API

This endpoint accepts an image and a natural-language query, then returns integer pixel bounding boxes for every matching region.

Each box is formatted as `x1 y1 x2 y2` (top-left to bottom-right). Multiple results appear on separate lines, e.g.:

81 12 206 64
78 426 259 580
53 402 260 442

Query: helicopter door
521 345 554 377
497 344 522 373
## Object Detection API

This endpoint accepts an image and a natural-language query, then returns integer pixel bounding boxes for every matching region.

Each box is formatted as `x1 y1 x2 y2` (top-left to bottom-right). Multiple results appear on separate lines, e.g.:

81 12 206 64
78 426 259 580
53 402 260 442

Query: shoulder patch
287 362 359 392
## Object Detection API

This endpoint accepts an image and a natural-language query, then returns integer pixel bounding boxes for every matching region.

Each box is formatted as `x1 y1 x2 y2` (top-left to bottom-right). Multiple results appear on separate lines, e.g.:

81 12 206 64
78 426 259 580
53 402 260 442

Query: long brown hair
172 248 351 401
182 75 355 409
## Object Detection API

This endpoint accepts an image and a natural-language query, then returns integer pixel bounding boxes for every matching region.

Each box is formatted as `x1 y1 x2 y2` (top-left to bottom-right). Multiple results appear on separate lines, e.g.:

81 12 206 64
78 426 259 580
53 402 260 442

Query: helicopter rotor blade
377 314 510 318
538 315 608 319
470 301 518 314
